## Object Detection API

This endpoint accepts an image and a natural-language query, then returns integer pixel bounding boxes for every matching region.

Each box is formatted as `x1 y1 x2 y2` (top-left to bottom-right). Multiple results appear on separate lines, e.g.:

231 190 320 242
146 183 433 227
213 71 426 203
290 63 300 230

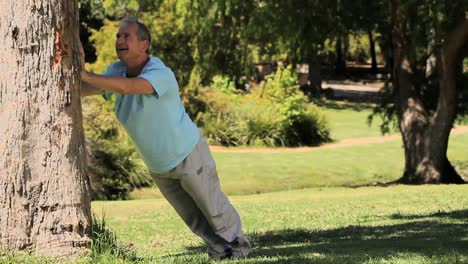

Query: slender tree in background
346 0 388 74
389 0 467 183
0 0 92 257
182 0 256 86
254 1 356 94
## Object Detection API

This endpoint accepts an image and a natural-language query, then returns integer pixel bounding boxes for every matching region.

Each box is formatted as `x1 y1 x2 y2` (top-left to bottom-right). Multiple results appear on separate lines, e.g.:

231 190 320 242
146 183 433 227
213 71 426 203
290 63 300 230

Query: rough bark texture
0 0 92 257
392 0 467 184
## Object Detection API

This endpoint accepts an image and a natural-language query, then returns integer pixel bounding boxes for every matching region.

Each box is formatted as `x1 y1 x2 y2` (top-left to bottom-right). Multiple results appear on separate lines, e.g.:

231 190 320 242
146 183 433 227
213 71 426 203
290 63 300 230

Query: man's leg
177 136 251 258
152 175 231 258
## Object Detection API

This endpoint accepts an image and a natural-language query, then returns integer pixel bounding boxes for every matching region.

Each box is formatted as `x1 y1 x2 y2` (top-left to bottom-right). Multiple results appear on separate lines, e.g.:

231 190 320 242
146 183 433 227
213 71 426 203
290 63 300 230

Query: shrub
198 65 331 147
211 75 237 94
284 104 331 146
200 94 285 146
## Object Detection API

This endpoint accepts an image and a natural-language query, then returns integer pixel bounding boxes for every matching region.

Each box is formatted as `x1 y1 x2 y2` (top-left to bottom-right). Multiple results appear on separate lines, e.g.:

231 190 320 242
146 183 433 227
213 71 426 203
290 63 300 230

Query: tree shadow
313 99 375 111
175 210 467 263
389 209 468 221
251 221 466 263
345 179 400 188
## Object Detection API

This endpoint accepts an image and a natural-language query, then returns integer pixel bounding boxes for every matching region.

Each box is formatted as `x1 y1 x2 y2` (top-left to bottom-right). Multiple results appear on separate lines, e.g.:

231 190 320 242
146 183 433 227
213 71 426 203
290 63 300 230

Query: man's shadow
176 209 468 263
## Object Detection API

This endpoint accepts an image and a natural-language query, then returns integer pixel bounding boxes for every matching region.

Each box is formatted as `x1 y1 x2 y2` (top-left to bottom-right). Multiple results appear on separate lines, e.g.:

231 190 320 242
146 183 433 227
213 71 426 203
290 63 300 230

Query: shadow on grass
389 209 468 221
175 210 468 263
250 218 467 263
345 179 400 188
313 98 375 111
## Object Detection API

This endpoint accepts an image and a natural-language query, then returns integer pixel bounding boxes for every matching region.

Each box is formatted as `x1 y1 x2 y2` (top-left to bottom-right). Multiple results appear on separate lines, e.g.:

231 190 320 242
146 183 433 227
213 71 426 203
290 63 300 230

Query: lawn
3 102 467 264
317 100 396 141
97 185 468 264
130 100 468 199
131 132 468 199
5 185 467 263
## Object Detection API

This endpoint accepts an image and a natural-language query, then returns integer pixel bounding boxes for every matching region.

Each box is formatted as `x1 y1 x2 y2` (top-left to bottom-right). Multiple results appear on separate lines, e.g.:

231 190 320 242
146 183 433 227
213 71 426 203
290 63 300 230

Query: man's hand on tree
78 43 89 81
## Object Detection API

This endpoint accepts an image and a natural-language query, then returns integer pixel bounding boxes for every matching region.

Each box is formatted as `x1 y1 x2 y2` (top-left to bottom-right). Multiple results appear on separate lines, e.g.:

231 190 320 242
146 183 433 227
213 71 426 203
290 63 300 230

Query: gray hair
120 18 151 54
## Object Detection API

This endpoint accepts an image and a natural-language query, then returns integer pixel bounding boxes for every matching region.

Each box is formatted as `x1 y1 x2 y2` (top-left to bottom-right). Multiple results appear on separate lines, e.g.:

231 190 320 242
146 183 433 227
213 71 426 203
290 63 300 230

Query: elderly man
80 18 251 259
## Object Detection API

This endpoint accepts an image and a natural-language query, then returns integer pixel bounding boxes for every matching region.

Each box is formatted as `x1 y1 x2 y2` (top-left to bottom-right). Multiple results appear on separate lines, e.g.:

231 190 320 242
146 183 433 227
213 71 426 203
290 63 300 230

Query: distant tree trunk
392 3 467 184
308 57 322 96
368 30 378 74
335 35 346 75
0 0 92 257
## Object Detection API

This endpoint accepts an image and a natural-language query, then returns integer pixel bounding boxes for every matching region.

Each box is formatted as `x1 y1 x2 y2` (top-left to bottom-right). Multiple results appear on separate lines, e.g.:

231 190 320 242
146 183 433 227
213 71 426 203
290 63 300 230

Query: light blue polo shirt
102 57 200 173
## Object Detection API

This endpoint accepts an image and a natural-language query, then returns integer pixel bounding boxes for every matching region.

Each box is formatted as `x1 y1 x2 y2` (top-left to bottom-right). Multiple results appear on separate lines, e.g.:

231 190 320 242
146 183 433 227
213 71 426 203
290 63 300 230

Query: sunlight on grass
89 185 468 263
131 132 468 199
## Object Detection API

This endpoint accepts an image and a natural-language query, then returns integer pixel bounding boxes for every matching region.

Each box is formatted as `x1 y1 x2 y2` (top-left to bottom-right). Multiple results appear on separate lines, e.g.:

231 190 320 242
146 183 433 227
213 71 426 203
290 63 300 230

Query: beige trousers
150 136 250 258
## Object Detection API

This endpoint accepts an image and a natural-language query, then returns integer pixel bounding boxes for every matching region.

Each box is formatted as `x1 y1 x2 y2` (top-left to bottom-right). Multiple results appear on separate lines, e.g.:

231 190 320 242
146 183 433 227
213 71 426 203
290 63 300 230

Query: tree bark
392 1 466 184
0 0 92 257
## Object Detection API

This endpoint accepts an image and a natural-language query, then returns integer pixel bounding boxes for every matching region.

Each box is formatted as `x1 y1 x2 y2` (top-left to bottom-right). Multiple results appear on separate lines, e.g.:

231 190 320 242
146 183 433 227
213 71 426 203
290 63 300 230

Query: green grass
318 100 468 141
316 100 397 141
99 185 468 263
3 102 467 263
101 185 468 263
130 132 468 199
11 185 466 263
129 100 468 199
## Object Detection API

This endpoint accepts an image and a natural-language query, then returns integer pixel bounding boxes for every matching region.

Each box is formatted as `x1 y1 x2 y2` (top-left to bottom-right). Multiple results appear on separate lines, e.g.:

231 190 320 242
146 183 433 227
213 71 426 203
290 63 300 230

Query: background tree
181 0 256 87
345 0 388 74
252 1 336 94
375 0 467 183
0 0 92 257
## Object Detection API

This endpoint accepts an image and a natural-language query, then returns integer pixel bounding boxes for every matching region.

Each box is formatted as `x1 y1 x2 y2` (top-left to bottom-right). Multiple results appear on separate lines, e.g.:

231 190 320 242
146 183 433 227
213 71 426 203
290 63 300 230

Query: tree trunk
308 57 322 96
368 30 378 74
392 1 466 184
335 35 346 75
0 0 92 257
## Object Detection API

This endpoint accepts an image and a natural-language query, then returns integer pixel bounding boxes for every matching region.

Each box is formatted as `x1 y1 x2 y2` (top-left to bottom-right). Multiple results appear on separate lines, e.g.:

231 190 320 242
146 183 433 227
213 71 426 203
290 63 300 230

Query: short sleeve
139 67 177 98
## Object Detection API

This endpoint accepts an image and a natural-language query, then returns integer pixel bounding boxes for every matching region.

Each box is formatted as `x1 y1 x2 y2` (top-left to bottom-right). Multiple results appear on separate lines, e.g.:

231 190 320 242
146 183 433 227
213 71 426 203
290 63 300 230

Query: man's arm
81 81 104 97
82 71 154 95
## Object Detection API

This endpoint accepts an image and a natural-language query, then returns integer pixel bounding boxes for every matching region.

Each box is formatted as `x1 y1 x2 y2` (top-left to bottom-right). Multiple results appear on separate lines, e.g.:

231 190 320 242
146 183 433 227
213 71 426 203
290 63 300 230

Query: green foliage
347 32 382 64
79 0 105 63
261 65 306 124
201 93 286 146
83 97 151 200
211 75 237 94
87 19 119 74
199 66 330 147
141 0 194 87
260 65 331 145
371 0 468 127
101 0 163 19
179 0 259 85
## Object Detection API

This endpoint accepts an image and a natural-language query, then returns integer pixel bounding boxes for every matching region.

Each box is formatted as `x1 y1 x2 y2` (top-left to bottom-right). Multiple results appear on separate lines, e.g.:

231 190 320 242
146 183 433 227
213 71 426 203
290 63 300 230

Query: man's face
115 23 147 62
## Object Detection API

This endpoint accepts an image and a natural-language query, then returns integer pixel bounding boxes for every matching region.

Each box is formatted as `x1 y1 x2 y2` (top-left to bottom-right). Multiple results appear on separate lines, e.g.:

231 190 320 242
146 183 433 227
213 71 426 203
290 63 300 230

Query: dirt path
209 125 468 153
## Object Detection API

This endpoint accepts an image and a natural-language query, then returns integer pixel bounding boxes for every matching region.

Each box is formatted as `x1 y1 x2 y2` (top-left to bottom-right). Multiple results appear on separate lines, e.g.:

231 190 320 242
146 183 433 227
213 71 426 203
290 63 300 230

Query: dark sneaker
231 235 251 258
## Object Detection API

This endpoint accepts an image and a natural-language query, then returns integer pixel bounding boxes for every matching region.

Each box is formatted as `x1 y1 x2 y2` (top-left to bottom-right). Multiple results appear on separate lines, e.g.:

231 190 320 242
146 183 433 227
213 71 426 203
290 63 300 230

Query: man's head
116 18 151 63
